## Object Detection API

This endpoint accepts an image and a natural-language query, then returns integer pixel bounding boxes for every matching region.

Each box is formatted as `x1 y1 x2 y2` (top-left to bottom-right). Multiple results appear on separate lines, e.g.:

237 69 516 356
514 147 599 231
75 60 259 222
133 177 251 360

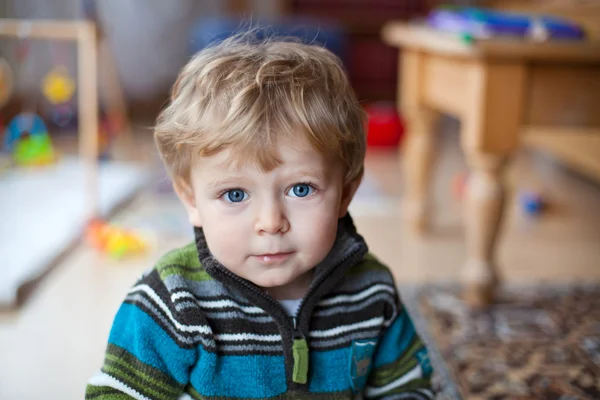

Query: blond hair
154 33 366 184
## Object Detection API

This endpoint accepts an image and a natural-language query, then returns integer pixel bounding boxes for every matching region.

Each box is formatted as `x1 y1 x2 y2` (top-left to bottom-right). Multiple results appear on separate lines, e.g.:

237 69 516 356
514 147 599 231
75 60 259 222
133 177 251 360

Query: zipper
291 316 309 384
215 265 311 384
289 245 364 385
206 241 365 387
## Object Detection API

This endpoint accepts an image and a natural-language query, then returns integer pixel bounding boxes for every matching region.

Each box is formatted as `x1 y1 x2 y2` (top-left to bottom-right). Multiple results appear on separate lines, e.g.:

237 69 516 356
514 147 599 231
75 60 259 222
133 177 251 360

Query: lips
253 252 294 265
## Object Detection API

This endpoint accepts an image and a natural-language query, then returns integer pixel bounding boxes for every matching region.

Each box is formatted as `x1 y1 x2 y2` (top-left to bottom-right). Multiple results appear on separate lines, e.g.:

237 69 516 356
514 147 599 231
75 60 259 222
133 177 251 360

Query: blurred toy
365 102 405 147
86 219 148 259
42 66 76 105
3 113 56 166
452 172 468 200
50 103 74 127
428 7 585 42
519 190 546 216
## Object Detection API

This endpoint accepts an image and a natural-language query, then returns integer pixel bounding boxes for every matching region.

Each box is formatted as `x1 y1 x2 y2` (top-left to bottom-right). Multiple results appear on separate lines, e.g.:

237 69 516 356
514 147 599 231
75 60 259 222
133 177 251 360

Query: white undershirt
278 299 302 316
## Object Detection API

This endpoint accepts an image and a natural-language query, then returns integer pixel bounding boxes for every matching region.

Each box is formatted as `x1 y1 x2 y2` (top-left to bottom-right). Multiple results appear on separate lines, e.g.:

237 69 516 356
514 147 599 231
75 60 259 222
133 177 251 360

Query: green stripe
369 358 418 387
368 337 425 387
155 242 213 281
104 344 183 396
85 385 138 400
157 264 213 281
156 242 199 268
186 387 357 400
186 386 205 399
347 253 388 276
101 363 173 400
379 378 433 395
104 354 181 397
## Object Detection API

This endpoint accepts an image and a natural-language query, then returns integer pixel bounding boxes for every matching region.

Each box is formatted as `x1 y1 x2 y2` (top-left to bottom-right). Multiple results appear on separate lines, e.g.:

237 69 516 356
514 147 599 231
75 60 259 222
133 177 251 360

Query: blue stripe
108 303 196 384
373 311 416 368
190 352 287 398
308 347 353 393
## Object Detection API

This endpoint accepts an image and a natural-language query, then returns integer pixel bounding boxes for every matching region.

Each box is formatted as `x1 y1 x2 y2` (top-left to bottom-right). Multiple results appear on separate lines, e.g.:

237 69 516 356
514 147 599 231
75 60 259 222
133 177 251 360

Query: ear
338 172 363 218
173 177 203 227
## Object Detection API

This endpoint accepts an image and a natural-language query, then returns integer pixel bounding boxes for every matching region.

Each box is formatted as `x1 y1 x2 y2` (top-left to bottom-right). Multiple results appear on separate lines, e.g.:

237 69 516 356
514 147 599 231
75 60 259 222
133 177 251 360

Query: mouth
252 252 294 265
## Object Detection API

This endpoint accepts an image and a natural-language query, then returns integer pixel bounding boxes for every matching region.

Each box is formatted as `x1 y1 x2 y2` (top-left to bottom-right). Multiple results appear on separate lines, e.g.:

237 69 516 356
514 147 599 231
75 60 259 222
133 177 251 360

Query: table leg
402 108 439 233
462 152 507 307
460 62 526 306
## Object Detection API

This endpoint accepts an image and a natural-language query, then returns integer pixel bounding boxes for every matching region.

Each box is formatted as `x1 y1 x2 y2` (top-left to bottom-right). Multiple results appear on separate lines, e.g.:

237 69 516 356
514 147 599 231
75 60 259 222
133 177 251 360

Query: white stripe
197 299 265 314
354 340 378 348
88 372 150 400
129 284 212 334
364 364 422 397
417 388 435 399
309 316 384 339
177 394 194 400
171 291 195 302
215 332 282 342
318 284 394 306
171 292 265 314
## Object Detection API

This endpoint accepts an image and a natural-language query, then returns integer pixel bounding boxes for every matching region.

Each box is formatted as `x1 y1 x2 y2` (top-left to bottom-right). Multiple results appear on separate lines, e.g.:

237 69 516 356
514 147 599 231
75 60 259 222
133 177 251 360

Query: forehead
193 134 337 176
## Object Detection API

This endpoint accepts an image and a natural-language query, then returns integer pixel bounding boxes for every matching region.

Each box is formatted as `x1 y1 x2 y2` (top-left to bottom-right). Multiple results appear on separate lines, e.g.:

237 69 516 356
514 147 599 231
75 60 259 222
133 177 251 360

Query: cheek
199 206 249 264
290 197 340 256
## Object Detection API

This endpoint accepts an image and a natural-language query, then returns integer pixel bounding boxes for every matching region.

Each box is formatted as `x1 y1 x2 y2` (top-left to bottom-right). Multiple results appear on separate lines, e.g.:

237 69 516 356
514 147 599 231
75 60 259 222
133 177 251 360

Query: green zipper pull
292 338 309 384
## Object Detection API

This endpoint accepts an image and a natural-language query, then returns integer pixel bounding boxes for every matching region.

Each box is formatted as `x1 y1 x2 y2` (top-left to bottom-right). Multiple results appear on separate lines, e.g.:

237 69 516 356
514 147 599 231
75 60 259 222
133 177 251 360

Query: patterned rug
400 284 600 400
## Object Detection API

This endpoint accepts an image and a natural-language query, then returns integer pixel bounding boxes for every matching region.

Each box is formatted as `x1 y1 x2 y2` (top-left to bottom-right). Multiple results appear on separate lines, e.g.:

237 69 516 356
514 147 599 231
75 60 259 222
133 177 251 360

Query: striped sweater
86 215 434 399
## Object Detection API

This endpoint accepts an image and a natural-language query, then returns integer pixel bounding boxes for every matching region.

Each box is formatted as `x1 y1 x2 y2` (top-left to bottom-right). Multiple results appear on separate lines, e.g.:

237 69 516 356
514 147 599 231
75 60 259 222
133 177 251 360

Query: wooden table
382 23 600 307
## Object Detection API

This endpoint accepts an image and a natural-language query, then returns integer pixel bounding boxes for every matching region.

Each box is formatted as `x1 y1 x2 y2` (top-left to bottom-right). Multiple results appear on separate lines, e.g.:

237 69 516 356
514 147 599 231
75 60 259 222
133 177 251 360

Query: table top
382 22 600 63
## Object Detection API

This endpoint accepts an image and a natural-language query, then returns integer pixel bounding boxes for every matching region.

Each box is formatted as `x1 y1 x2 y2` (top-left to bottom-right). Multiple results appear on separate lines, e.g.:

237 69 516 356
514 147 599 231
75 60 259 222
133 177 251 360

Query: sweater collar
194 214 368 321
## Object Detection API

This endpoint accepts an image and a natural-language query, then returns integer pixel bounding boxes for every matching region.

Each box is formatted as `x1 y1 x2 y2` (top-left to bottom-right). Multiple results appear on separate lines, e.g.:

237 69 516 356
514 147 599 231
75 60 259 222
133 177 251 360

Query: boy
86 34 435 399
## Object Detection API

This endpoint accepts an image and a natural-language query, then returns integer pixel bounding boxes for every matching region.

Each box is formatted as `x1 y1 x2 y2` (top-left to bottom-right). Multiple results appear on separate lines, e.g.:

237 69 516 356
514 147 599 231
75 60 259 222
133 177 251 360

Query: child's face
176 134 359 295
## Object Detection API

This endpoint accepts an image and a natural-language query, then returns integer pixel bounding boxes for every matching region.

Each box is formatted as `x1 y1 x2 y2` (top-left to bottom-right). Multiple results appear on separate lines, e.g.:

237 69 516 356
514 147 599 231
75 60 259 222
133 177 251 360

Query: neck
266 270 314 300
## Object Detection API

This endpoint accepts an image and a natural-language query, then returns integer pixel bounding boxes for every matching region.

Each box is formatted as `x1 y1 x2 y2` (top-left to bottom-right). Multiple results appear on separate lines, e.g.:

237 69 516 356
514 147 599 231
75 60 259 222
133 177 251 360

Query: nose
254 198 289 235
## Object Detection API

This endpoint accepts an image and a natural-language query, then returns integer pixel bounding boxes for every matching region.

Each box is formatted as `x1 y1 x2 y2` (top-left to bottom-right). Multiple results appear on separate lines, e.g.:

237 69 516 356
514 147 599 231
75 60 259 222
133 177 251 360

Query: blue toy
520 190 545 216
3 113 56 166
428 7 585 41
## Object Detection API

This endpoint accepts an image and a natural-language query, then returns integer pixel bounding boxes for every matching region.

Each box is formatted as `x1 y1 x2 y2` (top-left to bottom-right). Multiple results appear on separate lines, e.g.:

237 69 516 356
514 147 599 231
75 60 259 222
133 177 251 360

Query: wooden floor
1 123 599 399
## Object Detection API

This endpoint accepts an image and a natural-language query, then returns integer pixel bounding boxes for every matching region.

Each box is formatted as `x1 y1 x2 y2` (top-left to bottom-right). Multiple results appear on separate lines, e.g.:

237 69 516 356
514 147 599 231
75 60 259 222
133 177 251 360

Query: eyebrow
205 177 246 190
291 169 327 182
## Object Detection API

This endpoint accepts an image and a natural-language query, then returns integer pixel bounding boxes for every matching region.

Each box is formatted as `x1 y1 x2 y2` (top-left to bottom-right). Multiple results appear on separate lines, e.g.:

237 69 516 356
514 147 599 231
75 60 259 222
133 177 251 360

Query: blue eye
224 189 248 203
288 183 314 198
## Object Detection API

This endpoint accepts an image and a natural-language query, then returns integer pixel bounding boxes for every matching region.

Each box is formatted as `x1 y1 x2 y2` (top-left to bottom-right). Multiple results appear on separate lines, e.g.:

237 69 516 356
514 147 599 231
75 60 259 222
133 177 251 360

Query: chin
254 273 294 288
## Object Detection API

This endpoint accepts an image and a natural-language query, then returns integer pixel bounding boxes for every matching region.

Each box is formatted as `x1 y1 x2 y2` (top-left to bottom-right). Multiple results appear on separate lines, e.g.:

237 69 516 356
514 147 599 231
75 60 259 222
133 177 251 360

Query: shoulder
321 252 398 302
325 253 400 323
150 242 214 290
120 242 217 350
345 252 396 287
132 241 217 311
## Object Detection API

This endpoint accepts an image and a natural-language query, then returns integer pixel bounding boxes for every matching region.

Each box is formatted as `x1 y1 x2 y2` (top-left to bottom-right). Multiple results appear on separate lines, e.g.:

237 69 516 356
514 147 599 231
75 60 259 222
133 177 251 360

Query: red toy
86 218 148 259
365 102 405 147
452 172 469 200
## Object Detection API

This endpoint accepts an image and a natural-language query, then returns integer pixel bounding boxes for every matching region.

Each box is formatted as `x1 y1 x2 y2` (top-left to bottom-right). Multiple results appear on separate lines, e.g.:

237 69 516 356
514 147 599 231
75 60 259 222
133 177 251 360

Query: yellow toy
42 66 76 105
86 219 148 259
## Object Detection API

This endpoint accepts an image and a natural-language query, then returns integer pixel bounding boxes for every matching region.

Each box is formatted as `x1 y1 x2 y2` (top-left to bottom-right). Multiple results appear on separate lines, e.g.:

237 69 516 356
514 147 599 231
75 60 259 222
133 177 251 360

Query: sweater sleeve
85 270 199 399
364 294 435 399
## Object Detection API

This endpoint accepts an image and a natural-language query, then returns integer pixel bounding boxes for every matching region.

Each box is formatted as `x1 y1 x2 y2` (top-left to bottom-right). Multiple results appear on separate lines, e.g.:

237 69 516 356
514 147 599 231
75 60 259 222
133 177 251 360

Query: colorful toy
452 172 468 200
42 65 76 105
50 103 74 127
365 102 405 148
3 113 56 166
519 190 546 216
428 7 586 41
86 219 148 259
